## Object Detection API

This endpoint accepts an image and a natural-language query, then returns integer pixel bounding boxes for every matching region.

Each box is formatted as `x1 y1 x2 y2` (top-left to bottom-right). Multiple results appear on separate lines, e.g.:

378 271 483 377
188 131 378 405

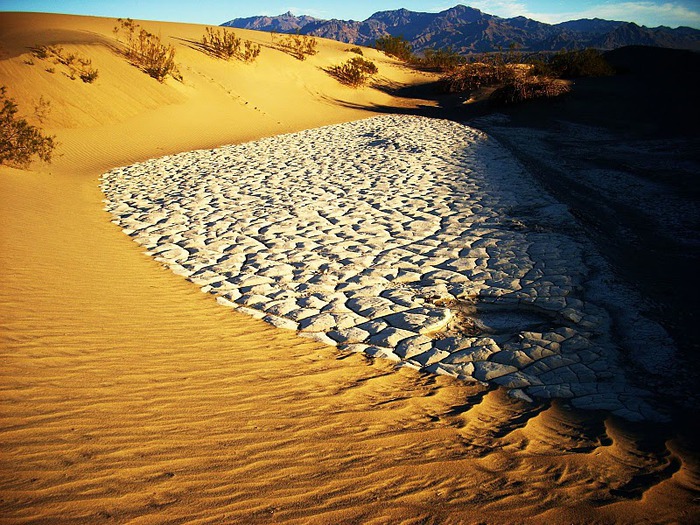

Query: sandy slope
1 12 698 524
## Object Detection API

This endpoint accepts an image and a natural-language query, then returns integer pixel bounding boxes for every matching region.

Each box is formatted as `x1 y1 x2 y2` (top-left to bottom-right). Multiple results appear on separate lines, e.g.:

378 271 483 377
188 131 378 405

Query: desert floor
1 13 699 524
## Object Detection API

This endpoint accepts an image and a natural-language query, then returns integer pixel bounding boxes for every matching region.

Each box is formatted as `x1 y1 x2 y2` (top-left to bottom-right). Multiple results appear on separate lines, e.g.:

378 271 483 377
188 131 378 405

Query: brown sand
1 12 698 524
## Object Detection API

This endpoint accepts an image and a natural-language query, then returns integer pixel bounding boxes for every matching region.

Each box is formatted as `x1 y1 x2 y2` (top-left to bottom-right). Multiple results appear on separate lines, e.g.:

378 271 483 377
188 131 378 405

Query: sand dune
1 12 698 524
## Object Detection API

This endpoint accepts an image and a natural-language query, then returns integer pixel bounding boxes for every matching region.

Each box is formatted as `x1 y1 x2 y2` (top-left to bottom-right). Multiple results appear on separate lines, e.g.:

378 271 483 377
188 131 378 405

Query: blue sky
1 1 699 28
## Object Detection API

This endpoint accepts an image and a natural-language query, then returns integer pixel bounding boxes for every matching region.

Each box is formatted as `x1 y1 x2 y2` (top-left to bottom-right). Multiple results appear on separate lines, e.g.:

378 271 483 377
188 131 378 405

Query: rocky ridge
222 4 700 53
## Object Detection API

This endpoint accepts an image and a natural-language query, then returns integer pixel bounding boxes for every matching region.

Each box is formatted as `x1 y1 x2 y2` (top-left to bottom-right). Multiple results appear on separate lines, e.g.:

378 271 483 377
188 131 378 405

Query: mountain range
222 4 700 54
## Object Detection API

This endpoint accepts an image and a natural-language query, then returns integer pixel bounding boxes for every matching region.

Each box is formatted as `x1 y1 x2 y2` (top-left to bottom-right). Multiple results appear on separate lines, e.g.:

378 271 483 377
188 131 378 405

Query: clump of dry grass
30 45 99 83
200 27 260 63
113 18 181 82
275 33 318 60
489 76 571 105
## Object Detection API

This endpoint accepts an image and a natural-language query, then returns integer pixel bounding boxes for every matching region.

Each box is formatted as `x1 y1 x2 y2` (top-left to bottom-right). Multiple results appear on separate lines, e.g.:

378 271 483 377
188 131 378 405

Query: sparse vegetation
441 47 577 106
79 66 99 83
347 46 363 55
442 61 521 93
29 44 98 83
33 96 51 124
200 27 261 63
414 46 466 71
276 33 318 60
489 76 570 105
374 35 413 62
0 86 56 167
328 56 379 87
113 18 181 82
374 37 466 72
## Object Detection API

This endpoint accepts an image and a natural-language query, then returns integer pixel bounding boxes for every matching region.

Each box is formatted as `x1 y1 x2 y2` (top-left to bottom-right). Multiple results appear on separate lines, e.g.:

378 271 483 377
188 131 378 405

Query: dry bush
114 18 181 82
414 46 465 71
241 40 262 62
442 50 570 106
489 76 570 105
328 56 378 87
277 33 318 60
0 86 56 167
200 27 260 63
30 44 98 83
374 35 414 62
347 46 363 55
442 62 520 92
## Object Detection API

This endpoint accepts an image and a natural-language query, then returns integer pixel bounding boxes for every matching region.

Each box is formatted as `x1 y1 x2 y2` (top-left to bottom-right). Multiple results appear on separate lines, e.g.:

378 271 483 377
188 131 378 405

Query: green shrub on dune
328 56 379 87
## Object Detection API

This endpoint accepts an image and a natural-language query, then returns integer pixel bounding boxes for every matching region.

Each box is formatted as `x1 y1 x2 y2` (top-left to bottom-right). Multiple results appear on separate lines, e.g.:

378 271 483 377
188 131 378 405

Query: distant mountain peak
444 5 482 14
222 4 700 53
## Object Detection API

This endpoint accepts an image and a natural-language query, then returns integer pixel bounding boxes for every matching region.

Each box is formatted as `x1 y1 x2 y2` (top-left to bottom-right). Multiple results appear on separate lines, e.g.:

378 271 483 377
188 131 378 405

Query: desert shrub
415 46 465 71
30 44 98 83
0 86 56 167
328 56 378 86
114 18 181 82
31 45 49 59
202 26 241 59
441 51 570 106
200 27 261 63
528 57 555 77
549 48 614 78
374 35 414 62
277 33 318 60
489 76 570 105
241 40 262 62
65 55 98 82
31 44 58 61
442 62 519 93
79 66 99 83
347 46 363 55
133 30 179 81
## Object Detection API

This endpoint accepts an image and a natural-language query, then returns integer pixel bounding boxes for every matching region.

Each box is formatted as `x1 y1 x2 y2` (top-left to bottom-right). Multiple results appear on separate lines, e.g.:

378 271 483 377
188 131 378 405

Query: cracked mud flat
101 115 674 421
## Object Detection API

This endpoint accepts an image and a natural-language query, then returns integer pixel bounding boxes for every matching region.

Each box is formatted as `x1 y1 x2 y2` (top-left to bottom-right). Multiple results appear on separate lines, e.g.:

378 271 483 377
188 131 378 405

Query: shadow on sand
330 45 700 400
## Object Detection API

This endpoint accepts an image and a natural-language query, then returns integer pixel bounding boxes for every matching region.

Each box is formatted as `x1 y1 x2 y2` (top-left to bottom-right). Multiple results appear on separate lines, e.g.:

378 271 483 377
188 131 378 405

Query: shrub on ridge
114 18 181 82
374 35 413 62
200 27 261 63
277 33 318 60
328 56 379 87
